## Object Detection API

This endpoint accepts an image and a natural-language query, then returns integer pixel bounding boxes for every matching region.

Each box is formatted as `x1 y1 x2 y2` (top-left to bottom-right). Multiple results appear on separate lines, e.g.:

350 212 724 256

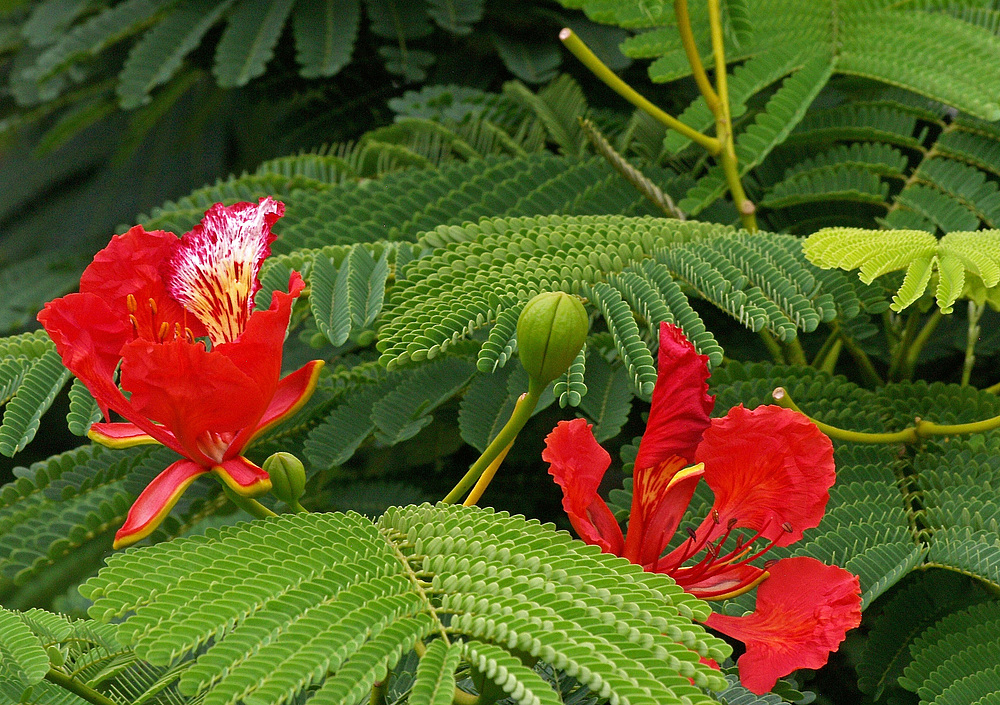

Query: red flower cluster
38 198 323 549
543 323 861 694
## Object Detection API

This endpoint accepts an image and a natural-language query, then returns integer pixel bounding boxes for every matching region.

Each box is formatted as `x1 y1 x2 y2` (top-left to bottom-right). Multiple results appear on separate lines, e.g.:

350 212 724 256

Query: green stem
985 379 1000 395
783 337 808 366
818 338 843 375
838 325 884 387
45 669 119 705
704 0 757 231
811 327 841 368
901 309 943 379
370 680 388 705
675 0 721 111
888 309 921 382
442 387 542 504
758 329 785 364
559 28 721 154
221 485 278 520
962 301 986 386
773 386 1000 443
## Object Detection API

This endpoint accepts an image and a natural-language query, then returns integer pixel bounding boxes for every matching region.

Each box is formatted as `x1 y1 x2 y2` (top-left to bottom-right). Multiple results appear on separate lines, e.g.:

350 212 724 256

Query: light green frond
80 505 731 704
915 157 1000 228
461 640 562 705
806 227 1000 312
662 44 811 156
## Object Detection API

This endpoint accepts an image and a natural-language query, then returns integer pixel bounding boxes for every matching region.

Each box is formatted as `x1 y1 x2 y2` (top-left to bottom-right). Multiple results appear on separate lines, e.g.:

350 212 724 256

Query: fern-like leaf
80 505 731 704
292 0 360 78
0 349 72 456
116 0 236 109
212 0 296 88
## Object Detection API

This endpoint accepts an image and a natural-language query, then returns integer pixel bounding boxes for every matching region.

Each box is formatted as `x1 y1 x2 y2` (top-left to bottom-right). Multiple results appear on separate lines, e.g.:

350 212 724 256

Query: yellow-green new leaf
804 227 1000 313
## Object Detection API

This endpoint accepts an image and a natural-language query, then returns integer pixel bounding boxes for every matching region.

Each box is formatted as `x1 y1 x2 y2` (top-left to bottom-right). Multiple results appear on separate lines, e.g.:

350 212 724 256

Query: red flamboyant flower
38 198 323 549
543 322 861 694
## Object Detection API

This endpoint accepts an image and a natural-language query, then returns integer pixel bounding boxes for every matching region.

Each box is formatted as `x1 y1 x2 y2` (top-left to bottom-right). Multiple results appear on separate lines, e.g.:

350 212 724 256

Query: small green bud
517 292 589 391
263 452 306 506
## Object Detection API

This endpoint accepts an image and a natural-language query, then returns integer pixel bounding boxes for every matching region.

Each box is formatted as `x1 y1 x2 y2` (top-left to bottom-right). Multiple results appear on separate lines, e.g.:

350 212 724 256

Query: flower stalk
442 390 540 504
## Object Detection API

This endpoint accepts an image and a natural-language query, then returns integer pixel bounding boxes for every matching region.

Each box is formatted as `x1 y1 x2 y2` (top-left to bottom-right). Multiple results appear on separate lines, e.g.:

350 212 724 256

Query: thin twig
579 118 686 219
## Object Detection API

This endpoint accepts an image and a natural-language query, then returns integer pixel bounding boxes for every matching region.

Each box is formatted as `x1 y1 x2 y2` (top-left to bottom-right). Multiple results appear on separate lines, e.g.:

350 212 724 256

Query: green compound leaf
804 227 1000 313
80 505 730 704
212 0 296 88
0 608 50 687
292 0 360 78
66 378 101 437
0 348 72 457
409 638 462 705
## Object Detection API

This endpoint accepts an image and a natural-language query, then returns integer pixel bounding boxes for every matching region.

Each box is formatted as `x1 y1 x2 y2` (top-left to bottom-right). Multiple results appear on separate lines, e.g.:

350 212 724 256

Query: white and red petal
166 197 284 345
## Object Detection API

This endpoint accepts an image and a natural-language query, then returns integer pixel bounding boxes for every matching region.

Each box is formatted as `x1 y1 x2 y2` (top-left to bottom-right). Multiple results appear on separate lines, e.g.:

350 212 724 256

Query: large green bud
517 292 589 392
263 452 307 507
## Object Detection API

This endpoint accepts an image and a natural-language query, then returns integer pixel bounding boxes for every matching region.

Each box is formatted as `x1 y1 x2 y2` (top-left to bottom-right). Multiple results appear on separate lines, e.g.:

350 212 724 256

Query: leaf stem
442 388 541 504
45 669 119 705
837 324 884 387
901 309 943 379
758 329 785 364
962 301 985 386
703 0 757 230
772 386 1000 443
783 337 808 366
558 28 721 154
221 485 278 519
675 0 720 111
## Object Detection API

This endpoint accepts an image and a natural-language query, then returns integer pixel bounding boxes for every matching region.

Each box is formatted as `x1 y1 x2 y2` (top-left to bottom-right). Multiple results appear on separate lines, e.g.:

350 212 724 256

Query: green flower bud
517 292 589 391
263 452 306 506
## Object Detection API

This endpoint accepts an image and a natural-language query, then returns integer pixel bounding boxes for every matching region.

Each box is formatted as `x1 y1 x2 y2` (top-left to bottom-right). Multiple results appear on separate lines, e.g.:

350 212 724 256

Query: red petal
214 271 304 404
622 458 703 567
704 557 861 695
120 339 267 464
696 405 835 545
214 456 271 496
113 459 209 549
231 359 324 455
165 198 284 345
37 293 130 419
634 323 714 470
542 419 624 555
89 422 163 448
79 225 206 341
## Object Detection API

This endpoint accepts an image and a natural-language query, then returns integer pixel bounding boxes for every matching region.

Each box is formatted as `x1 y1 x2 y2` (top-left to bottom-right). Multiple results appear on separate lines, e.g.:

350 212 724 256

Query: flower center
196 430 236 464
165 198 282 346
126 294 193 344
663 513 796 600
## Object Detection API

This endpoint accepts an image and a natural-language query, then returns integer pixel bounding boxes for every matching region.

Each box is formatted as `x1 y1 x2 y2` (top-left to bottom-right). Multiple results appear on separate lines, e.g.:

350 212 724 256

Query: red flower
38 198 323 549
705 557 861 694
542 322 861 694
